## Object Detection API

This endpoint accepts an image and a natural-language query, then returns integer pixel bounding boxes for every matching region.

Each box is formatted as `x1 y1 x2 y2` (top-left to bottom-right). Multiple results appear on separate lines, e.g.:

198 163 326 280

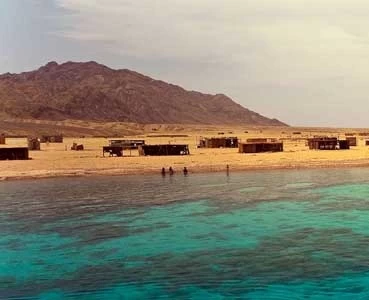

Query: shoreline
2 159 369 181
2 132 369 182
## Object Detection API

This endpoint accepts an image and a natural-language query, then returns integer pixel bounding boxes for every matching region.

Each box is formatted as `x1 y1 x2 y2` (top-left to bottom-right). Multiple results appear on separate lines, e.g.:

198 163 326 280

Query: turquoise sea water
2 168 369 299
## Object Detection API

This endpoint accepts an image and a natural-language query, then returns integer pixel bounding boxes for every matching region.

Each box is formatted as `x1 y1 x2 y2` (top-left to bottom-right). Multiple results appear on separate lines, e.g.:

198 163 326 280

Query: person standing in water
161 167 166 176
183 167 188 175
169 167 174 175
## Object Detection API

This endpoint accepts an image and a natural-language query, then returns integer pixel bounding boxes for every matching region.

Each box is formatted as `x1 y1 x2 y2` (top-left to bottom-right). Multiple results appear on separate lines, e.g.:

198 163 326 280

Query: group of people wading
161 165 229 176
161 166 188 176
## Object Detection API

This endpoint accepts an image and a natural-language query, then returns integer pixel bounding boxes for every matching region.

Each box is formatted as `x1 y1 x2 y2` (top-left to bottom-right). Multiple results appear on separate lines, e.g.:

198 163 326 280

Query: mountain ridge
0 61 287 126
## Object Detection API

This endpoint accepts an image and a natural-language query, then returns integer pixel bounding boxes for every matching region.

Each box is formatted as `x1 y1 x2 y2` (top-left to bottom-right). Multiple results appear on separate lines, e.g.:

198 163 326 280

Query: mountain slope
0 61 286 126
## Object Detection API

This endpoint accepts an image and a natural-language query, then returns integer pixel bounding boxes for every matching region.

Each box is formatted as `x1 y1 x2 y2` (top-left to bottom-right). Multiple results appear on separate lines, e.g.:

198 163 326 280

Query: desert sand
1 126 369 180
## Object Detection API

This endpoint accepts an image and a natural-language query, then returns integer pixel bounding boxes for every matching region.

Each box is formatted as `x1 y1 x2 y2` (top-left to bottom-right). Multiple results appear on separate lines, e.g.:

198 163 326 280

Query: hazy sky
1 0 369 127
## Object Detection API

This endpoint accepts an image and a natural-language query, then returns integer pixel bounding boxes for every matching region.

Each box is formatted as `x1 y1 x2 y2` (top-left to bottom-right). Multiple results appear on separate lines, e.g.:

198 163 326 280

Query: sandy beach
1 126 369 181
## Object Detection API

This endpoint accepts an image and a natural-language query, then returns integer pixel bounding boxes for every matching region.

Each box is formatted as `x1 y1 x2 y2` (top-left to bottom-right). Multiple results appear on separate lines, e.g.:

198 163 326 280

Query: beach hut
246 138 278 143
71 143 84 151
246 138 268 143
0 147 29 160
307 137 338 150
307 137 350 150
338 140 350 150
108 139 145 149
28 138 41 150
238 142 283 153
103 145 123 157
138 144 190 156
198 137 238 148
346 137 357 147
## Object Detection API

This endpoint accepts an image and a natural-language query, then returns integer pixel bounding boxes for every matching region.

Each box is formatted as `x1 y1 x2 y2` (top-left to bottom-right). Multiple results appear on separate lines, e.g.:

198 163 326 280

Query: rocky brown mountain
0 61 286 126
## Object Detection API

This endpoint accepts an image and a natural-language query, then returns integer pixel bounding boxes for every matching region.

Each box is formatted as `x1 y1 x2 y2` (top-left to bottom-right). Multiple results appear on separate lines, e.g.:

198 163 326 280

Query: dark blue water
2 168 369 299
